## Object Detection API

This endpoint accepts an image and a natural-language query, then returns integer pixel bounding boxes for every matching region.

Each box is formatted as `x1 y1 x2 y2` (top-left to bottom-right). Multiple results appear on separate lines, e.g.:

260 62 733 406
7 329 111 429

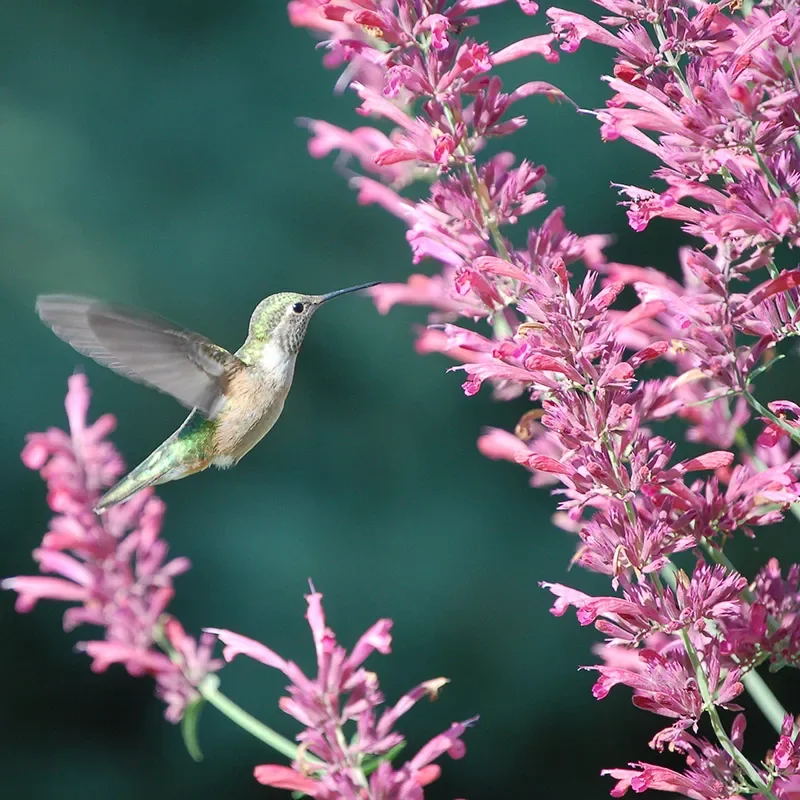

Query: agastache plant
5 374 473 797
289 0 800 797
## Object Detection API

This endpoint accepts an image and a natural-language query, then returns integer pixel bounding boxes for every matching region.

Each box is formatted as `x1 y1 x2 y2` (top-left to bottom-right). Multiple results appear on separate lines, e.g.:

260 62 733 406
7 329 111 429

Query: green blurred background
2 2 797 798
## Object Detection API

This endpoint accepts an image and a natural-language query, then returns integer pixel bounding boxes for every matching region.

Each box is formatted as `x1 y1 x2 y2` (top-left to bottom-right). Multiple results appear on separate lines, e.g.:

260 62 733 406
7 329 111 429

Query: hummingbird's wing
36 295 242 418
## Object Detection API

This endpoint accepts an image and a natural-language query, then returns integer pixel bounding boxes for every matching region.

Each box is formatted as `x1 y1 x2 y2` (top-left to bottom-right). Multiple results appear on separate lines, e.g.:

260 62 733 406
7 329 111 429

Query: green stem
198 675 318 764
694 541 789 733
679 630 778 799
440 100 509 260
743 388 800 447
440 103 512 339
463 160 511 262
155 622 318 765
652 23 691 97
741 669 788 734
749 139 783 198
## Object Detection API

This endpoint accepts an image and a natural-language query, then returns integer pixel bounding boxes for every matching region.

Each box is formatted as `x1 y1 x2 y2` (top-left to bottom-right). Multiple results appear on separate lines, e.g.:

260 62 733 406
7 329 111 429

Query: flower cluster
210 589 475 798
4 373 221 722
290 1 800 797
548 2 800 257
8 375 472 796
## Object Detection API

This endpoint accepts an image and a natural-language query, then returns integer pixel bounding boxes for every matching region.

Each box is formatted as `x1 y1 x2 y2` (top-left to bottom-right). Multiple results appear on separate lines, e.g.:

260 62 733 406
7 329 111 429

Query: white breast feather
259 341 295 381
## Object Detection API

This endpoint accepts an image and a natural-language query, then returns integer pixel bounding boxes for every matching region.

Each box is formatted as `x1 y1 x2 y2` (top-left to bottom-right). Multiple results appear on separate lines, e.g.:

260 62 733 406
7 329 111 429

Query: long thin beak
319 281 381 303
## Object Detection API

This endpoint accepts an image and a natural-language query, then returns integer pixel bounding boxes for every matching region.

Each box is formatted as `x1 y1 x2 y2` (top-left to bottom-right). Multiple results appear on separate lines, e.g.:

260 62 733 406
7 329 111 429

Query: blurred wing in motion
36 294 242 417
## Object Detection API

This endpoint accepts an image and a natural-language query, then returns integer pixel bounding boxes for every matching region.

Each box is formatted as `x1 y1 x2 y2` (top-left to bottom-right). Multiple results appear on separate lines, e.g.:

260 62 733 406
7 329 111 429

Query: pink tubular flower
291 1 800 798
208 588 476 798
5 374 221 721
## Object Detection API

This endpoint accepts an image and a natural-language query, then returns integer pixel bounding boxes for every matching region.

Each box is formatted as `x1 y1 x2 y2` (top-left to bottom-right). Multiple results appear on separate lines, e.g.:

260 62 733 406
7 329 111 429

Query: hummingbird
36 282 379 513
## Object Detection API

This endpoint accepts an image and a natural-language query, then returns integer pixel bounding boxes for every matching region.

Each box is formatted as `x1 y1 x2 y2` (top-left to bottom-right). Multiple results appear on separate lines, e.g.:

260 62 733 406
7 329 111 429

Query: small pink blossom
208 589 475 797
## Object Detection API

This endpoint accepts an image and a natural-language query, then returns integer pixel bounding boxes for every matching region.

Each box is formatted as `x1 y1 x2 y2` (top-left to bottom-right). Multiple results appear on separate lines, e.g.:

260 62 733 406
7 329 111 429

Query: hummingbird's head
248 282 380 355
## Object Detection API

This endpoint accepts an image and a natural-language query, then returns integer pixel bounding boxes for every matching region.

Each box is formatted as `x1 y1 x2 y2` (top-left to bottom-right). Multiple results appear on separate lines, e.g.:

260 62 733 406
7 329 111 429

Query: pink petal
33 548 93 585
546 8 620 51
204 628 290 672
509 81 570 105
416 764 442 786
2 576 88 611
79 641 176 675
348 618 392 668
472 256 530 282
738 270 800 316
21 440 51 469
492 35 558 65
526 455 572 476
525 353 584 383
351 177 414 219
540 581 592 616
678 451 734 472
65 373 91 437
253 765 319 793
377 677 450 737
409 718 478 770
477 428 531 462
629 342 668 367
374 147 420 166
454 361 537 387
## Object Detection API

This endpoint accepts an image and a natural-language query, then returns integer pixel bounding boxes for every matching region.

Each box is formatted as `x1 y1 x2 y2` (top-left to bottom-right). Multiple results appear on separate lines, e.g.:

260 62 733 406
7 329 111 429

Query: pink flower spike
7 375 219 721
289 3 800 795
218 586 473 794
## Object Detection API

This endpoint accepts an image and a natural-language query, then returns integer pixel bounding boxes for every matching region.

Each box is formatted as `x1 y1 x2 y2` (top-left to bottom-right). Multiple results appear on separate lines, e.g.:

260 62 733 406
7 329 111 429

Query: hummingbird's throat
259 341 296 378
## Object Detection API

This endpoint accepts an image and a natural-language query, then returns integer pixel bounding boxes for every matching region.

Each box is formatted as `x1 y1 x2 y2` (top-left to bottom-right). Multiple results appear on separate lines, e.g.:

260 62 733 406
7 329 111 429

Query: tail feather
94 449 179 513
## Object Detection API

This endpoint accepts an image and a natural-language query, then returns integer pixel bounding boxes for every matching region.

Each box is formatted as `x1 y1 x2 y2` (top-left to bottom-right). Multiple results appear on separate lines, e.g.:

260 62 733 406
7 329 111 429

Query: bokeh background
2 2 798 798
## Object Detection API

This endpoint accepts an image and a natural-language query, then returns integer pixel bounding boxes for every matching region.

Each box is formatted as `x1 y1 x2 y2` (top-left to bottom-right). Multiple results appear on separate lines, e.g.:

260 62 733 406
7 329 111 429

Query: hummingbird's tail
94 445 184 514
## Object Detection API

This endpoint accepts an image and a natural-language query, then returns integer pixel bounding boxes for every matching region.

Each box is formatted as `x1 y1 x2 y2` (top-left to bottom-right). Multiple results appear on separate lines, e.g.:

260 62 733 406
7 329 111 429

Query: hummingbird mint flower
291 0 800 796
209 587 476 799
4 373 221 722
9 374 474 794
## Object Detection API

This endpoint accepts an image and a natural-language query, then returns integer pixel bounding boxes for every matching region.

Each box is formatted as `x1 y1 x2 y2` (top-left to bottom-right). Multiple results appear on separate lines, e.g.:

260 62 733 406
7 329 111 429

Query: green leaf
181 696 206 762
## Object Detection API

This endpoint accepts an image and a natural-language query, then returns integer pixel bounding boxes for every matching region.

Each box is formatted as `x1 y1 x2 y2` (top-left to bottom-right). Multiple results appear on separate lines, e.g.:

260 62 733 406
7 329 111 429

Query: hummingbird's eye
292 302 305 314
